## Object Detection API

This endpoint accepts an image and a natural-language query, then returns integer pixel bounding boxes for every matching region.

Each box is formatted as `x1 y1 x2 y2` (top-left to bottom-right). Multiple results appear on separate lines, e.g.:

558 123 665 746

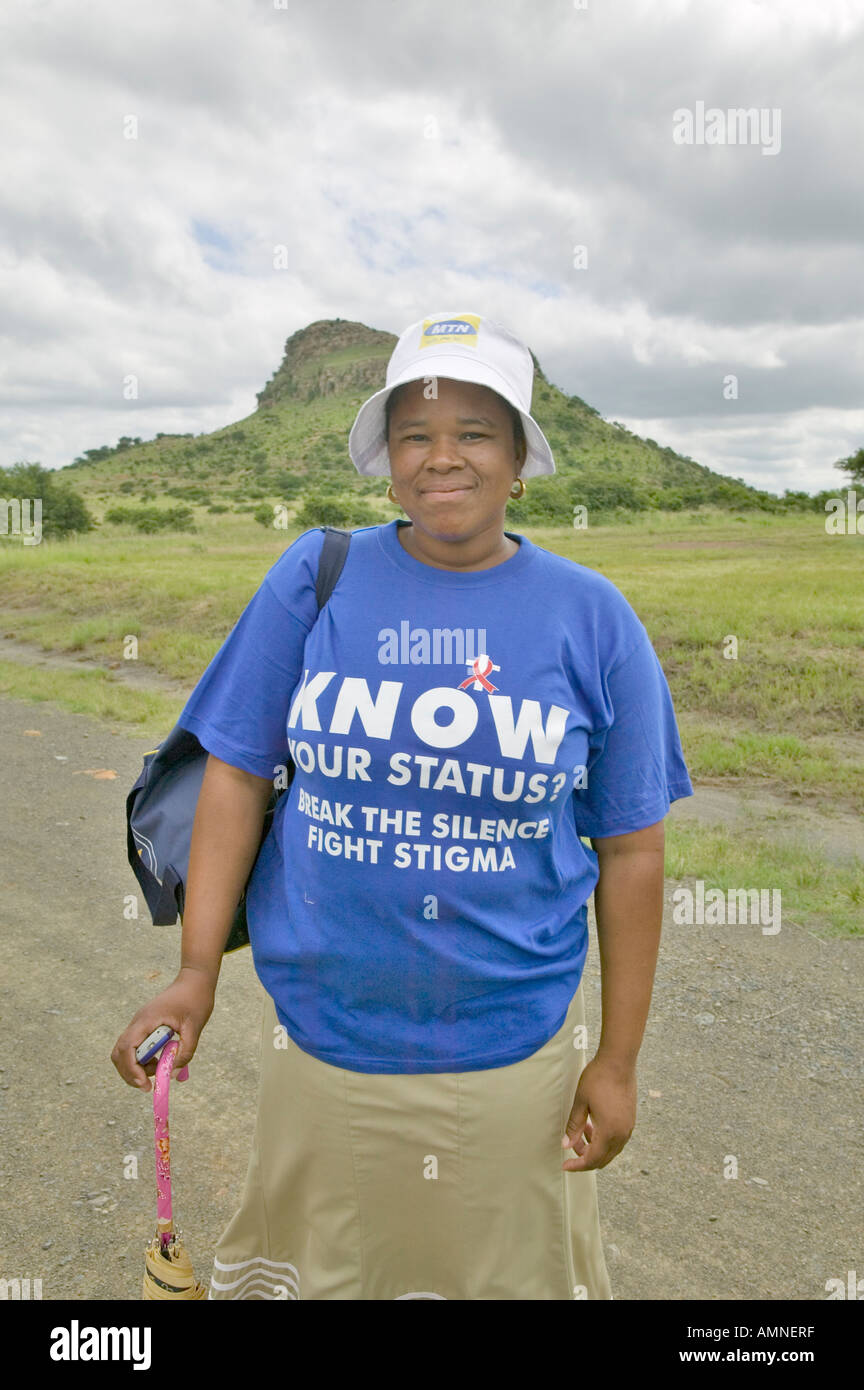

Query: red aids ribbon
459 655 500 692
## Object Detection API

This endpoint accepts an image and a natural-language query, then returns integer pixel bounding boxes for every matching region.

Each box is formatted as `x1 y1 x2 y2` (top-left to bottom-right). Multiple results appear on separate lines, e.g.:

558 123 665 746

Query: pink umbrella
142 1038 206 1300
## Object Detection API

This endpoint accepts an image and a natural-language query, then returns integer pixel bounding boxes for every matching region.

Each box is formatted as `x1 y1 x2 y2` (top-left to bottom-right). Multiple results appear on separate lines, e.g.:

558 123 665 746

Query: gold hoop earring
386 483 399 505
510 476 526 499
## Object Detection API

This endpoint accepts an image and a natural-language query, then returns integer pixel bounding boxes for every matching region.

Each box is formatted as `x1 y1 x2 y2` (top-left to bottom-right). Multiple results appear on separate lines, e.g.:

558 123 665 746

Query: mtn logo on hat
420 314 481 348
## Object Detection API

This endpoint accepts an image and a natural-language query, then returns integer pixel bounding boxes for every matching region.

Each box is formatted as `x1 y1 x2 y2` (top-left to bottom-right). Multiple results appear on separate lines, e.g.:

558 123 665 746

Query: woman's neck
396 520 519 572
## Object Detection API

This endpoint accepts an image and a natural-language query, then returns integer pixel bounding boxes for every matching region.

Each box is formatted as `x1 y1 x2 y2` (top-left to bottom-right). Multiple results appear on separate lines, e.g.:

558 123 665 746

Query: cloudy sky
2 0 862 493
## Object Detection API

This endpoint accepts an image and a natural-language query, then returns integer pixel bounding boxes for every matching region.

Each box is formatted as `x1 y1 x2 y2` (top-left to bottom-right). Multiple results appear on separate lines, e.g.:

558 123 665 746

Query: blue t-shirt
176 519 693 1074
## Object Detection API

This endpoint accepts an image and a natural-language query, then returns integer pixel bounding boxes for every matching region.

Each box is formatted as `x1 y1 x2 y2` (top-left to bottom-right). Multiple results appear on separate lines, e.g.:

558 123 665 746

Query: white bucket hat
347 311 556 478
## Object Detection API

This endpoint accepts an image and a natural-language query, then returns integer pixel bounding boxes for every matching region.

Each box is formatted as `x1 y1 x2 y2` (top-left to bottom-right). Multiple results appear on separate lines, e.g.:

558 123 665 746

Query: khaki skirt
208 983 613 1301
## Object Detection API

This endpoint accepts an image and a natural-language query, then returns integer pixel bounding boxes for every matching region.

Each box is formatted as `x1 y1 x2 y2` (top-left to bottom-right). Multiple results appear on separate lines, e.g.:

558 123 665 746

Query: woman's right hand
111 966 217 1091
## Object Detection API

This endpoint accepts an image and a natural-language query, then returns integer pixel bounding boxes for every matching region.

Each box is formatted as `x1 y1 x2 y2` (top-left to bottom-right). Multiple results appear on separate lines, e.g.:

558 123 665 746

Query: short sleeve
571 633 693 839
175 535 324 779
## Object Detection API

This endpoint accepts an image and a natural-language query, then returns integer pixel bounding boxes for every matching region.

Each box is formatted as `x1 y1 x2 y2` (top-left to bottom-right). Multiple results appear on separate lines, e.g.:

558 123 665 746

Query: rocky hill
256 319 395 407
60 318 776 522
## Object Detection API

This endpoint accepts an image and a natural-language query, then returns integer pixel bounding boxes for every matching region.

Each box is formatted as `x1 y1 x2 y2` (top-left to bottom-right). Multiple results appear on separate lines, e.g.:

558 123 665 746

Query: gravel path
0 692 860 1300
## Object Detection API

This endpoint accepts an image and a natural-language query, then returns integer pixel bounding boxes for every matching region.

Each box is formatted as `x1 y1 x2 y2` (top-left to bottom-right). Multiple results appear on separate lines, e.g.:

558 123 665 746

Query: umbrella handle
152 1039 189 1248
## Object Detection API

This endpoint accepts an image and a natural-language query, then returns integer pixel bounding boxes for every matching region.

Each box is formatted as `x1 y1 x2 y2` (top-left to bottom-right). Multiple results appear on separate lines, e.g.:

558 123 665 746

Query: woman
112 310 693 1300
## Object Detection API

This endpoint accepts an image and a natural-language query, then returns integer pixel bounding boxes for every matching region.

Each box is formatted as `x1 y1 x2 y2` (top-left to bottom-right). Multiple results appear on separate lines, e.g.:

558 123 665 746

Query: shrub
514 476 651 523
103 504 196 533
267 471 303 497
295 492 377 528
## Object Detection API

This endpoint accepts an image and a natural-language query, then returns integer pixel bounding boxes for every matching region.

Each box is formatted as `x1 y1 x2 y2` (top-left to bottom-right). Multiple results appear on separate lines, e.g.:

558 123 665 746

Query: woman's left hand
561 1055 637 1171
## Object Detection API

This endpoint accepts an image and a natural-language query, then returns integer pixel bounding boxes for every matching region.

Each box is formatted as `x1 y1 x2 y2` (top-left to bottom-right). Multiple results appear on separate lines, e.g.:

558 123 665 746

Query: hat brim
347 354 556 478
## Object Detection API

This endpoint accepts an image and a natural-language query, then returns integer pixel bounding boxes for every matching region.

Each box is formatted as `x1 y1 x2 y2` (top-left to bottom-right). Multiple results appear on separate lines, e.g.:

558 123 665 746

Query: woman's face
386 377 526 543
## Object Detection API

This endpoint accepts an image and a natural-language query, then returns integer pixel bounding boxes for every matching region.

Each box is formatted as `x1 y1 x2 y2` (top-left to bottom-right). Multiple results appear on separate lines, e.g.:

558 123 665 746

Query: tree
835 447 864 486
0 461 93 538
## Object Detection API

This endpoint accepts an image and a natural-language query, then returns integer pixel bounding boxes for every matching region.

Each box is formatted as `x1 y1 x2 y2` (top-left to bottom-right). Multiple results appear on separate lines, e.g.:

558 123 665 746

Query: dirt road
0 692 860 1300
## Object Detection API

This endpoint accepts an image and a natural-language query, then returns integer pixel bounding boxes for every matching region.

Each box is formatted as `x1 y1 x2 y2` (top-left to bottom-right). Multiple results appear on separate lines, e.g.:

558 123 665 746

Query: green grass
664 818 864 940
0 523 292 679
2 509 862 938
0 659 178 728
530 512 864 745
675 717 862 808
3 510 862 772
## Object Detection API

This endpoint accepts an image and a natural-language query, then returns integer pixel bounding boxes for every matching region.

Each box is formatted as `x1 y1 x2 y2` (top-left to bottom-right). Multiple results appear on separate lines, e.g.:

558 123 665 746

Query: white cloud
0 0 861 493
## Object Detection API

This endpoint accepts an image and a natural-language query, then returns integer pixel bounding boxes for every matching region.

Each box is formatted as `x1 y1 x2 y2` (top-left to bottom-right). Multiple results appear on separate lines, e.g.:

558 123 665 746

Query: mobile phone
135 1024 177 1066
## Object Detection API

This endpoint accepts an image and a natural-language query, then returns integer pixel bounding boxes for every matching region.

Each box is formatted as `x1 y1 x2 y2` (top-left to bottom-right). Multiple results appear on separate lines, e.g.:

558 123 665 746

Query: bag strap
315 525 351 610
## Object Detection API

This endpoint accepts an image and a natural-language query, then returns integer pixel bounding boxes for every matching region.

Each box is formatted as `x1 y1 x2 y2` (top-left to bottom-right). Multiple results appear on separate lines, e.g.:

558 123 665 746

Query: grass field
2 507 862 937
